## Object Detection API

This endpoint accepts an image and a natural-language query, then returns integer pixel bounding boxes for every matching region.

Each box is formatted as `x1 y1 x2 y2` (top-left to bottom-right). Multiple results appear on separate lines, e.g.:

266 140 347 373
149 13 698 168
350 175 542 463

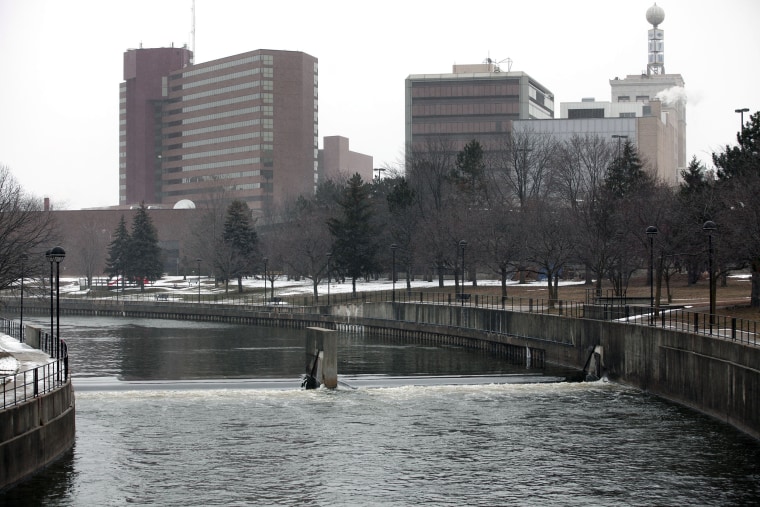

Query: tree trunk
500 265 508 298
752 259 760 308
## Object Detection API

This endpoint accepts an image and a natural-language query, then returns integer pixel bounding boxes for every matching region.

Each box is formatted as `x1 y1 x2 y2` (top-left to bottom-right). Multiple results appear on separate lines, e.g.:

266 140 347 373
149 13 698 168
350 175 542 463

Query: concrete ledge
0 382 75 492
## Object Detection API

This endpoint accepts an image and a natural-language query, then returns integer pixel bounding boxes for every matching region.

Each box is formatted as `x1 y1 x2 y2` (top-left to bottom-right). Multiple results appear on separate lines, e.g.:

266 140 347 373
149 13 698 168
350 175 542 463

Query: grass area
444 273 759 321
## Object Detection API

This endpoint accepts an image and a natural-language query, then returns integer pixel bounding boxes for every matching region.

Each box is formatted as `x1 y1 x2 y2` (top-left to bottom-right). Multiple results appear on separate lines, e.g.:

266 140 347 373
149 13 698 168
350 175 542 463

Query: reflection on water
2 315 759 506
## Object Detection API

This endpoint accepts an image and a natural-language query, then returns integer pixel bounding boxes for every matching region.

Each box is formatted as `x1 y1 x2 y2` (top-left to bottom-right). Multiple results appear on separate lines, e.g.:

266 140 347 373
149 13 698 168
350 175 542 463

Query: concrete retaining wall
0 381 76 491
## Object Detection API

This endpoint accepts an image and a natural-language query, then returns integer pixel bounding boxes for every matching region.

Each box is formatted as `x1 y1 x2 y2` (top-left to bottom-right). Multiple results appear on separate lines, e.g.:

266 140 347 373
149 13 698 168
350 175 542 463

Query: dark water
2 316 760 506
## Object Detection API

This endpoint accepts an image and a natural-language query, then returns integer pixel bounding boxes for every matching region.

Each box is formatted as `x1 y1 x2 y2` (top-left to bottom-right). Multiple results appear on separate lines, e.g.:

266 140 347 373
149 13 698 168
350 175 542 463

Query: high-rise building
120 46 193 205
120 47 318 210
405 62 554 153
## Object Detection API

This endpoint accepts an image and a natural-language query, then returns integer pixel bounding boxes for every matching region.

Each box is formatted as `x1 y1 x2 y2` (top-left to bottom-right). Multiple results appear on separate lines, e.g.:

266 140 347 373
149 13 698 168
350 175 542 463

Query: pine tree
680 156 709 195
222 200 258 292
327 173 380 295
104 215 130 289
129 203 164 290
604 140 650 198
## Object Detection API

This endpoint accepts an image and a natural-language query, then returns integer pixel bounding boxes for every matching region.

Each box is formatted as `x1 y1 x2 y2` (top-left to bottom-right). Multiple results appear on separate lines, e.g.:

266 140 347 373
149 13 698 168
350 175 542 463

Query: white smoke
655 86 687 106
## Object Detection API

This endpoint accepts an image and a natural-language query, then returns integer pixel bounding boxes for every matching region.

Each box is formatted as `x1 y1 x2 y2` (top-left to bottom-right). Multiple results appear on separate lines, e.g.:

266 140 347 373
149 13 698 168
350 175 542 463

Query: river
2 315 759 506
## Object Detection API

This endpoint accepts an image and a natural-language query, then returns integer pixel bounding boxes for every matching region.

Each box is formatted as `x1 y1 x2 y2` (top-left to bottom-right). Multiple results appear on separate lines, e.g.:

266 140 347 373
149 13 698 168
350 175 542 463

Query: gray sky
1 0 758 210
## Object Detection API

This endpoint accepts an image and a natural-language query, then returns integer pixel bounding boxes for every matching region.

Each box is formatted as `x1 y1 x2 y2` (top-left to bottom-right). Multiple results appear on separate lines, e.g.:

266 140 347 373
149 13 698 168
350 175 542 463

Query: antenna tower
191 0 196 63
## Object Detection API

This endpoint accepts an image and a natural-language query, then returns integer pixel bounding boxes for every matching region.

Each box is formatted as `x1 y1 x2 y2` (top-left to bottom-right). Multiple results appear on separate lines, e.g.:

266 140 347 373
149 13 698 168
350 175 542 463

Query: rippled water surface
2 316 759 506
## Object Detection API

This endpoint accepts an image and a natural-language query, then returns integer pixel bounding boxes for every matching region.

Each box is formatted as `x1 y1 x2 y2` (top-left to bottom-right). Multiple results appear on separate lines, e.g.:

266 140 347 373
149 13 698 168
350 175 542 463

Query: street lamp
326 253 332 305
49 246 65 359
196 258 202 303
703 221 717 333
45 249 53 347
735 108 750 129
19 253 27 342
646 226 658 324
459 240 467 305
263 257 268 302
390 244 397 301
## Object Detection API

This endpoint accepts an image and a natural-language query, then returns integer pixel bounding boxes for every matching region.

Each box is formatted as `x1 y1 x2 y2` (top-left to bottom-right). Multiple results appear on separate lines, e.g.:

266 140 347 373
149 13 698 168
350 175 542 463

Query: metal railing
1 318 69 410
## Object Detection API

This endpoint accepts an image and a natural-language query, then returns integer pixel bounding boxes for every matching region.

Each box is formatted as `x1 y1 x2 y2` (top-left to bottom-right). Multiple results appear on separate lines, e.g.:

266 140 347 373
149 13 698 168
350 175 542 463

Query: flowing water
2 315 759 506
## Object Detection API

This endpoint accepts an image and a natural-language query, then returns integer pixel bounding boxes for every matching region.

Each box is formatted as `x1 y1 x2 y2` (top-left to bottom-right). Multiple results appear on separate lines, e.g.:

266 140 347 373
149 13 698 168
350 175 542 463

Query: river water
2 315 759 506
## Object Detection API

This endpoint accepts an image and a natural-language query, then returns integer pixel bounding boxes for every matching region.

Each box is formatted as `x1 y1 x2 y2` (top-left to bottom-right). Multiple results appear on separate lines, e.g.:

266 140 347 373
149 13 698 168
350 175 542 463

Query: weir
8 296 760 439
302 327 337 389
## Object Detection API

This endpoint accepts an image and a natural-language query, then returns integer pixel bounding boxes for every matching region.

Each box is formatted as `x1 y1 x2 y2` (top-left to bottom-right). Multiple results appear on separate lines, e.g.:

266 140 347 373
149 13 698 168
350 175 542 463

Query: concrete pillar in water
305 327 337 389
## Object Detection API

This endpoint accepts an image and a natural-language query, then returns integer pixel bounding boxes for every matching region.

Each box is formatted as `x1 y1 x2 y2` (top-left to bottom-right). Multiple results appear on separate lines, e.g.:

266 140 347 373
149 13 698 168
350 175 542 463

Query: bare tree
0 165 57 291
72 218 110 288
406 138 463 287
554 134 614 209
489 128 558 210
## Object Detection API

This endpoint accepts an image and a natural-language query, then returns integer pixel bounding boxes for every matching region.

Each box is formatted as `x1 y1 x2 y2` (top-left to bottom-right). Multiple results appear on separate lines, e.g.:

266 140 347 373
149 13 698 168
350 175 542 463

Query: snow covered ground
60 275 587 298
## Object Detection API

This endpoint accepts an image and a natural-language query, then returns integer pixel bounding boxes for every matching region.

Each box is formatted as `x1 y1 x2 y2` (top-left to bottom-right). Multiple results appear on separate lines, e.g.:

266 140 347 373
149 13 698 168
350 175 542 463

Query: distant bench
456 293 471 301
154 294 169 301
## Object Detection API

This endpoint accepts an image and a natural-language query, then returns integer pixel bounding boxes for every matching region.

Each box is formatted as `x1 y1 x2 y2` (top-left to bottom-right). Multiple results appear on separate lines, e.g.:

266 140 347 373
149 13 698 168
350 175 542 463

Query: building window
619 112 636 118
568 108 605 119
618 96 630 102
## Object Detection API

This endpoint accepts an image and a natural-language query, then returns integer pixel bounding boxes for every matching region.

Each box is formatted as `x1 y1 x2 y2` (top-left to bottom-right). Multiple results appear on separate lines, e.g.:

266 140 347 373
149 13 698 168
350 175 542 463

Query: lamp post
45 249 53 347
19 253 27 342
646 226 658 325
390 244 397 301
703 221 717 333
263 257 268 302
49 246 66 359
196 258 202 303
459 240 467 305
735 108 749 129
326 253 332 305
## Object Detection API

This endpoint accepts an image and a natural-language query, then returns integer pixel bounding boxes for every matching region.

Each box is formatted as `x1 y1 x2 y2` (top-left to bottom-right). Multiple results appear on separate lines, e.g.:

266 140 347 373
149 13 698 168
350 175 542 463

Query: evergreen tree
604 140 650 198
327 173 380 295
713 110 760 181
452 139 486 198
680 156 709 195
712 110 760 307
104 215 131 290
129 203 164 290
222 200 258 293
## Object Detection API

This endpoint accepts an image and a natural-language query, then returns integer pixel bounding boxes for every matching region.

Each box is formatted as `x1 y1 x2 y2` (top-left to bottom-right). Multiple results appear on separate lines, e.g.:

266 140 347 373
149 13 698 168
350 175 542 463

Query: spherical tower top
646 3 665 27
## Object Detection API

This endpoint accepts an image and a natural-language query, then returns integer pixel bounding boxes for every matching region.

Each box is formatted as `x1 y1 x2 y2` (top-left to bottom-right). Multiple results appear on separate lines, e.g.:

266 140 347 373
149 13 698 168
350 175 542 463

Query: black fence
0 318 69 410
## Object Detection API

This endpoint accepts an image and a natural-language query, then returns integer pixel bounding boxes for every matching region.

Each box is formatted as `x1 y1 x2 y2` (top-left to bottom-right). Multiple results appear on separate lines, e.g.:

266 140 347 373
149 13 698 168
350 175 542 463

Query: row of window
174 144 261 161
165 154 273 173
412 102 519 116
169 106 263 126
175 54 274 79
411 82 521 98
169 92 274 115
180 81 273 102
165 170 261 185
174 67 273 91
178 132 261 148
164 184 271 197
183 112 271 136
412 121 511 135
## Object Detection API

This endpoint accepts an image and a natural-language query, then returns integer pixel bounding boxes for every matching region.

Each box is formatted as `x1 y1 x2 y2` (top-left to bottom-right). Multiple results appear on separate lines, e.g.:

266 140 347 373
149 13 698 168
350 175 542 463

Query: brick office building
120 47 318 211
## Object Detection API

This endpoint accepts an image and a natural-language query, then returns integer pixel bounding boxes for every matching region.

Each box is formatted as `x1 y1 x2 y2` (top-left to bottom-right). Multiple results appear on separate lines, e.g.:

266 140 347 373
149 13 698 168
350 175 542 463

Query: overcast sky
1 0 758 210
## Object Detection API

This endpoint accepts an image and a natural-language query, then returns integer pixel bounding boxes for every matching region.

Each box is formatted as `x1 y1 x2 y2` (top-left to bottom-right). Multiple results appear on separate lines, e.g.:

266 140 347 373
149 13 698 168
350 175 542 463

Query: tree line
0 112 757 309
